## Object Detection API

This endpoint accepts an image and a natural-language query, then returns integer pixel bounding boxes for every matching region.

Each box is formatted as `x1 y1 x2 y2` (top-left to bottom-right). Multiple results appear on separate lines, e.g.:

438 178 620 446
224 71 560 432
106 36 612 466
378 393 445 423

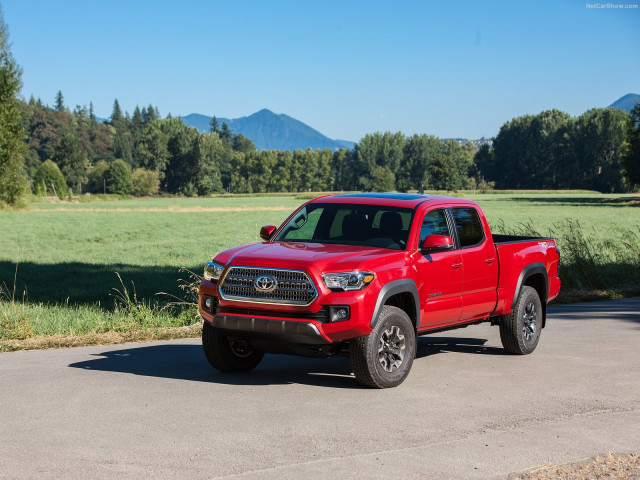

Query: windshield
274 203 413 250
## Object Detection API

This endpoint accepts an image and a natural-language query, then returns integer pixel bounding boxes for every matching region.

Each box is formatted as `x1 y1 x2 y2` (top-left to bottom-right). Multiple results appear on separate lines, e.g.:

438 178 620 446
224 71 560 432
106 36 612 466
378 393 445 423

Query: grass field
1 191 639 349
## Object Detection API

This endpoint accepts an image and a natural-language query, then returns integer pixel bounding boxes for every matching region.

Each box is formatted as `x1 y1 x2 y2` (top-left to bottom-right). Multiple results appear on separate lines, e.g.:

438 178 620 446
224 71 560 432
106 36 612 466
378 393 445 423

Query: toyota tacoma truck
198 193 561 388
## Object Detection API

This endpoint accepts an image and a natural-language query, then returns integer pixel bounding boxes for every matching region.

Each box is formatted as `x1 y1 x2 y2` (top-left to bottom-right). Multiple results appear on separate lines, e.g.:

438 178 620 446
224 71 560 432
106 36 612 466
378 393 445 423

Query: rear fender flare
511 263 548 309
369 279 420 329
512 263 549 327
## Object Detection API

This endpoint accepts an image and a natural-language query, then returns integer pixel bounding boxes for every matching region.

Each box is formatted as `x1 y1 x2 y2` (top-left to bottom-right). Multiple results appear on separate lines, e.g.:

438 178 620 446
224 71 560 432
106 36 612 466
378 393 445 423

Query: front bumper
199 277 377 343
211 313 329 344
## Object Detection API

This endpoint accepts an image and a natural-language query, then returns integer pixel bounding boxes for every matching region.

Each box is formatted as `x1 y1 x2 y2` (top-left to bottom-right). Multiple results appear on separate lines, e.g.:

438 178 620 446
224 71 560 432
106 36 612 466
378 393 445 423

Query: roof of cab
309 192 475 209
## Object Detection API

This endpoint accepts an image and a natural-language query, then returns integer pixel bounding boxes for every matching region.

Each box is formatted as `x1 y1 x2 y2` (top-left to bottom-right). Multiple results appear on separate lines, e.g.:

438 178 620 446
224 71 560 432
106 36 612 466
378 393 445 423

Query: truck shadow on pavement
68 335 501 389
417 336 505 358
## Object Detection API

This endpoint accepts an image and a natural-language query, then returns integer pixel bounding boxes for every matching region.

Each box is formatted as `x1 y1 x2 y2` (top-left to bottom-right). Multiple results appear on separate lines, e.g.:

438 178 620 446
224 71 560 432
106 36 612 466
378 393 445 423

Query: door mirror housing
260 225 277 241
421 234 454 253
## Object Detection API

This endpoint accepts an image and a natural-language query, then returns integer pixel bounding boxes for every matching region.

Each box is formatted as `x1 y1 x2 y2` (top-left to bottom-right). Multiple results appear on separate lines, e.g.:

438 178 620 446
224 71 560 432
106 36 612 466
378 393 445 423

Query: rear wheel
202 321 264 372
500 286 542 355
350 305 416 388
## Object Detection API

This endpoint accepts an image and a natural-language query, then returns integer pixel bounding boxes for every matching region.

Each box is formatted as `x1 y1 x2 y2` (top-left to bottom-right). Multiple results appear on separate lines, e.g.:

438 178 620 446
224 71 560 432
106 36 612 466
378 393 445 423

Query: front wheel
202 321 264 372
350 305 416 388
499 286 542 355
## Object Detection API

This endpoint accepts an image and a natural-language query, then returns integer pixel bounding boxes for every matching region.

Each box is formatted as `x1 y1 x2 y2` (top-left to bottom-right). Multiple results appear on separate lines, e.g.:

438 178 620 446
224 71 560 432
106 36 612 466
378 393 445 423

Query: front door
415 208 463 328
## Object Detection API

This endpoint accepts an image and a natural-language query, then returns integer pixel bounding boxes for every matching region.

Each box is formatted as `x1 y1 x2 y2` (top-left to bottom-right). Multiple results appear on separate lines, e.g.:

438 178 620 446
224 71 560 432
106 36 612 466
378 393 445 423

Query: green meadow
1 191 638 349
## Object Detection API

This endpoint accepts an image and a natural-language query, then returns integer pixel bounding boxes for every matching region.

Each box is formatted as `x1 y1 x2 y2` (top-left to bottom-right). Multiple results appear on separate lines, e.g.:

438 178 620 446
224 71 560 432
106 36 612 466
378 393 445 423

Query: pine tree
0 6 27 205
209 116 220 134
111 98 123 124
54 90 64 111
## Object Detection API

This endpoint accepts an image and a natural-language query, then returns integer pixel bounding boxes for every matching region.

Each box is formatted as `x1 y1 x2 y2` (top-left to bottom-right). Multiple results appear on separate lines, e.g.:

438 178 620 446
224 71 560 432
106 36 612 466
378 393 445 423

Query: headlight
204 261 224 282
322 272 375 291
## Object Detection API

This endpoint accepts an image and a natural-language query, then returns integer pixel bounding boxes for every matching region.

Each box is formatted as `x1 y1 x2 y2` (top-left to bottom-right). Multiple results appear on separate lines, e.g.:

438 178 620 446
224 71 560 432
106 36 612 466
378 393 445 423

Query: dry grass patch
0 323 201 352
509 453 640 480
28 205 293 212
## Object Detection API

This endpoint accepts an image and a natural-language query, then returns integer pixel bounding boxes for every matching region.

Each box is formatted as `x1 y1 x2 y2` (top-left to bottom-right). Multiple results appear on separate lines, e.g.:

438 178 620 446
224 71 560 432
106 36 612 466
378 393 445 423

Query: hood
214 241 407 274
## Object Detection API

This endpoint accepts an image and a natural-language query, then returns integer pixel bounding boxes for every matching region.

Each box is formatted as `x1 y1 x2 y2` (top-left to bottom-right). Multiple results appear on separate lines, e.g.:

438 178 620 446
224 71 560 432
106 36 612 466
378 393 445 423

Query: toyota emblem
254 274 278 293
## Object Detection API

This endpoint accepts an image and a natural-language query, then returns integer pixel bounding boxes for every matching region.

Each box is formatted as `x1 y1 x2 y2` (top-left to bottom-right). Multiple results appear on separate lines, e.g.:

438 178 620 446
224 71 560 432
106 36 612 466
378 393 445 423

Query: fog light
205 297 212 311
329 306 350 322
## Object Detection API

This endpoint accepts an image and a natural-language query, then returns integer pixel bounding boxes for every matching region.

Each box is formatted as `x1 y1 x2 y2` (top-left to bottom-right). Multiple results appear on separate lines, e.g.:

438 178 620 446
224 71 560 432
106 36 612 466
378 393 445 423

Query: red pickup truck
199 193 561 388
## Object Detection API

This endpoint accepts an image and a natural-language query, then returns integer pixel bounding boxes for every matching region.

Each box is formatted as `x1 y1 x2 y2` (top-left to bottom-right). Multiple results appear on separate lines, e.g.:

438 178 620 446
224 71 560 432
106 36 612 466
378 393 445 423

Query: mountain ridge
180 109 354 152
609 93 639 112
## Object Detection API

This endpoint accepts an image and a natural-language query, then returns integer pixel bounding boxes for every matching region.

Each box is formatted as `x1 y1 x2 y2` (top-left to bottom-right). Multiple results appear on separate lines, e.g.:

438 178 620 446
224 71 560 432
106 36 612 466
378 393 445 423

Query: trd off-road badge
254 274 278 293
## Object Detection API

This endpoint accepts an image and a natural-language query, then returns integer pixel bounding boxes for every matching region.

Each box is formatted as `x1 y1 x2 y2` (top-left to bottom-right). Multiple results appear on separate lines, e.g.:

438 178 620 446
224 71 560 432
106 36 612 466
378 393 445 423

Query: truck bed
492 234 554 244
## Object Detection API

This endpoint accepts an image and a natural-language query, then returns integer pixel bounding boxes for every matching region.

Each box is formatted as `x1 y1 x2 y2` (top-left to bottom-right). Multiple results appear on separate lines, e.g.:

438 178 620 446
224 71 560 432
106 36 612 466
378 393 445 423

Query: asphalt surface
1 297 639 480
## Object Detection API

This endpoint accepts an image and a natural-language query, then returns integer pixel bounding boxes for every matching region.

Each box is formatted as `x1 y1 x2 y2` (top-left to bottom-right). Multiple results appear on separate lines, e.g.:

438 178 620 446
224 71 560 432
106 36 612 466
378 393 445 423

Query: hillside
181 109 354 151
609 93 640 112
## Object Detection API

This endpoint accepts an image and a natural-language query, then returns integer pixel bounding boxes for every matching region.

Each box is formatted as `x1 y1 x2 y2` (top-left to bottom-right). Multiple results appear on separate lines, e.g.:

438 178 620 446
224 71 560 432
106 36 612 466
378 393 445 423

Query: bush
131 169 159 196
106 159 133 195
32 160 67 198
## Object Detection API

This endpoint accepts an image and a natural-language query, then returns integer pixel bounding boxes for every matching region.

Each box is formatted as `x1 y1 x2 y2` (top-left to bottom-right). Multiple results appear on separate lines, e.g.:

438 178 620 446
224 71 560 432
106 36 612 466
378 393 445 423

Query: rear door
450 207 499 320
415 207 463 328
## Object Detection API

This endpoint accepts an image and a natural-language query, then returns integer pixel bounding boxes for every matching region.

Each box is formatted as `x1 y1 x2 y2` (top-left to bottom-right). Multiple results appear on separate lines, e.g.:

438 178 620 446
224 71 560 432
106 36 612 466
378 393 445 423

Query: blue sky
2 0 639 141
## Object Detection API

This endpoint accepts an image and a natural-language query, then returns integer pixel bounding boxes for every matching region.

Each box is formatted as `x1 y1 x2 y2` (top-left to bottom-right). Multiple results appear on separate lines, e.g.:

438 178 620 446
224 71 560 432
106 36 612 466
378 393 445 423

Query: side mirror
260 225 277 241
421 234 454 253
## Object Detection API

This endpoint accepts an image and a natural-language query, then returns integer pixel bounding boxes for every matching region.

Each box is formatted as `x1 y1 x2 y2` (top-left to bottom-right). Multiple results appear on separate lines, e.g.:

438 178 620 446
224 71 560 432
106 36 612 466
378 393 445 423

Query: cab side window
451 207 485 247
420 209 452 245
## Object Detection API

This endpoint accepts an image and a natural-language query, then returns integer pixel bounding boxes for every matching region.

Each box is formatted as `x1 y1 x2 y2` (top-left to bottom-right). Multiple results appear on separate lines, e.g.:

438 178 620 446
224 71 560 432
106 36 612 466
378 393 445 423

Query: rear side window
420 209 452 245
451 207 485 247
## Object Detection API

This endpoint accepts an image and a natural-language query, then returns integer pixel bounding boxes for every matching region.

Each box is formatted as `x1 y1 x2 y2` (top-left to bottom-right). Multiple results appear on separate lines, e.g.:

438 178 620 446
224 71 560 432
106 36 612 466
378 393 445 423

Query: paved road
1 298 639 480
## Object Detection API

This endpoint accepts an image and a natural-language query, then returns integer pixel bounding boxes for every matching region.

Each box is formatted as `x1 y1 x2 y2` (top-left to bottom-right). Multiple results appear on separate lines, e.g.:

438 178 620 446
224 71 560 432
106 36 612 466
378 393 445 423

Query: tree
443 140 473 189
106 159 133 194
624 103 640 188
398 134 440 191
209 116 220 134
219 122 233 149
573 108 629 192
233 133 255 154
370 165 395 192
142 104 158 124
354 132 405 191
331 148 355 191
196 132 224 195
33 160 66 198
0 6 27 205
54 90 64 112
113 131 133 165
111 98 123 125
53 133 89 192
134 120 169 175
131 106 143 134
473 144 496 185
162 120 199 193
89 101 96 123
428 154 461 191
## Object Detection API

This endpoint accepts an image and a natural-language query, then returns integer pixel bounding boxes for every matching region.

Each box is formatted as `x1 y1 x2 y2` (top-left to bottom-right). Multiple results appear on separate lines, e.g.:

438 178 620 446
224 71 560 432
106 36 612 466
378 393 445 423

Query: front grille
219 267 317 305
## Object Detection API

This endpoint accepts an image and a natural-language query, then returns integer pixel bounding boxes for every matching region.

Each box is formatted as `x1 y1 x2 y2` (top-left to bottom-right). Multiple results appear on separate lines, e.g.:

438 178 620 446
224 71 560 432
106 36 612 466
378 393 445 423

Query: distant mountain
181 109 355 151
609 93 640 113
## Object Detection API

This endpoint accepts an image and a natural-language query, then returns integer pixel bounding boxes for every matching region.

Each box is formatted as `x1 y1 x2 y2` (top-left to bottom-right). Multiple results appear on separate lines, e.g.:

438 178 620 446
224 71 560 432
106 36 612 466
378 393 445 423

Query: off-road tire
350 305 416 388
202 321 264 372
500 285 542 355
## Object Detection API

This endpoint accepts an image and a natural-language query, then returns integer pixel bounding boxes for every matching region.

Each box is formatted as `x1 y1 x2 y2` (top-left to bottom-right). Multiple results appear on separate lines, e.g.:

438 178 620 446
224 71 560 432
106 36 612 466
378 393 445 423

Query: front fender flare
369 279 420 328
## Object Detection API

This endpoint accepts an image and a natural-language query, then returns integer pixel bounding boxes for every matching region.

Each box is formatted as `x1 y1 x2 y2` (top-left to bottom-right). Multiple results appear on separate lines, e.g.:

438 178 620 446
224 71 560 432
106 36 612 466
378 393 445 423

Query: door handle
485 257 496 264
451 263 463 269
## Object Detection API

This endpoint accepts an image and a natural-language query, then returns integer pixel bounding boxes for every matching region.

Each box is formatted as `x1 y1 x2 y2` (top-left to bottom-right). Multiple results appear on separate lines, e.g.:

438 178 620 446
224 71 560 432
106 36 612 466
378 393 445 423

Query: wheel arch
369 279 420 329
512 263 548 328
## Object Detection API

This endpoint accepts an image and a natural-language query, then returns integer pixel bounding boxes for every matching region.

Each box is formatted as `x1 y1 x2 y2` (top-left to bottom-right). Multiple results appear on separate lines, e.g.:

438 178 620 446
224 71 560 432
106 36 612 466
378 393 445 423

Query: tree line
18 93 487 197
475 107 639 192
